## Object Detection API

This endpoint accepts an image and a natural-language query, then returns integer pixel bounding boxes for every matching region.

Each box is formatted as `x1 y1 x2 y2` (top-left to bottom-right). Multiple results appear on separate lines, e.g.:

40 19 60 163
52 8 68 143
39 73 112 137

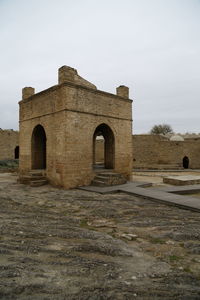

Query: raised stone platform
163 175 200 186
79 181 200 213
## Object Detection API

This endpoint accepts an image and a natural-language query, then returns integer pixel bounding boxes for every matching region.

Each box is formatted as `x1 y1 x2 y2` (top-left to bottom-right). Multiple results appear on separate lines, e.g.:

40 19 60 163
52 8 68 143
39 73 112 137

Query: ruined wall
0 130 19 160
132 135 200 169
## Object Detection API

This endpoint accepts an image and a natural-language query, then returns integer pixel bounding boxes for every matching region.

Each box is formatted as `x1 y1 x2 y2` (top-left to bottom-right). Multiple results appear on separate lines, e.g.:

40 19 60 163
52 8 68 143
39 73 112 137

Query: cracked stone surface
0 173 200 299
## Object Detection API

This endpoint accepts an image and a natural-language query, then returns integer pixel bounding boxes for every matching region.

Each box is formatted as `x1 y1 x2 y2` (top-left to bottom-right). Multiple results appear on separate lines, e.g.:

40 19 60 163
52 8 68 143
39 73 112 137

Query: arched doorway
93 124 115 169
31 125 46 169
14 146 19 159
183 156 189 169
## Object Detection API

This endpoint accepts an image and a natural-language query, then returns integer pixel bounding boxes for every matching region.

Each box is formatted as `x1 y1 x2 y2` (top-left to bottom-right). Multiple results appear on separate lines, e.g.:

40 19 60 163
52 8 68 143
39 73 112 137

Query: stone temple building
19 66 133 188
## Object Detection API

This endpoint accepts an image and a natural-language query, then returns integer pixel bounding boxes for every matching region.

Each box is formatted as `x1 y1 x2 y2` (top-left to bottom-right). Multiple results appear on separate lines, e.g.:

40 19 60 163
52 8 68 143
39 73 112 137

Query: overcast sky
0 0 200 133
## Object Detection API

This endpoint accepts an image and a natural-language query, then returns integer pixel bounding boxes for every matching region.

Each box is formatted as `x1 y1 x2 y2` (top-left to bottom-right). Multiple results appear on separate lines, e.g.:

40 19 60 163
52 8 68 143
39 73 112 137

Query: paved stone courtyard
0 173 200 299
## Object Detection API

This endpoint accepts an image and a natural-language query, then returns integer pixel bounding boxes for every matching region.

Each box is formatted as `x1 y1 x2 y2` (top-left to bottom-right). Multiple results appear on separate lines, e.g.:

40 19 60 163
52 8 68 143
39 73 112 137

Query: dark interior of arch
31 125 46 169
183 156 189 169
14 146 19 159
93 124 115 169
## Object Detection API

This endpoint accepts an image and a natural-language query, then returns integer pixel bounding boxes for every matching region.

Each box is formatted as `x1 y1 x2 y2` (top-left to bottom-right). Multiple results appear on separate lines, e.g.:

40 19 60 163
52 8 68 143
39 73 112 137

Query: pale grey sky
0 0 200 133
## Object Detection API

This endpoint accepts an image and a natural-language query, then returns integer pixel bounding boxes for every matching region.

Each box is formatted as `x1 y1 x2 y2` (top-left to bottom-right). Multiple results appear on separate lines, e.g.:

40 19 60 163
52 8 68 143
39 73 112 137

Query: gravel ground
0 173 200 299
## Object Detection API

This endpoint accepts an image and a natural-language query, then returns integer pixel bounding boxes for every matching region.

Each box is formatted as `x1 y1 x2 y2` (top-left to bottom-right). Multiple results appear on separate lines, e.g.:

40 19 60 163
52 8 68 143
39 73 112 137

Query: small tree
150 124 174 135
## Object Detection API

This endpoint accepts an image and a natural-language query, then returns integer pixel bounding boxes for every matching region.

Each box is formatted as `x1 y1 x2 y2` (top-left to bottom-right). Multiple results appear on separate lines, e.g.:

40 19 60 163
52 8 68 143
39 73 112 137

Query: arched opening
31 125 46 169
94 134 105 168
93 124 115 170
14 146 19 159
183 156 189 169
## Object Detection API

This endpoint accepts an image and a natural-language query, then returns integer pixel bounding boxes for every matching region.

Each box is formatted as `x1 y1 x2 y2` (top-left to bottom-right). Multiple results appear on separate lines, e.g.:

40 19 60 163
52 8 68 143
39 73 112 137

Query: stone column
22 87 35 100
58 66 77 84
116 85 129 98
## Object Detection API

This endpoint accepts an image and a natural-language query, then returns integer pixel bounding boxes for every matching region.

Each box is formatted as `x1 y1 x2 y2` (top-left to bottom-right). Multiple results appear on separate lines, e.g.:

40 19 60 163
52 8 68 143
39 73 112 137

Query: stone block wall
0 129 19 160
132 135 200 169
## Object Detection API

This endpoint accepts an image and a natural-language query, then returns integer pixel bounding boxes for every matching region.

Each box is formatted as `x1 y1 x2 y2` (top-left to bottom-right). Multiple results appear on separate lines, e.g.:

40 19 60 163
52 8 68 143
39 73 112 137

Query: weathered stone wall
0 130 19 160
132 135 200 169
19 66 133 188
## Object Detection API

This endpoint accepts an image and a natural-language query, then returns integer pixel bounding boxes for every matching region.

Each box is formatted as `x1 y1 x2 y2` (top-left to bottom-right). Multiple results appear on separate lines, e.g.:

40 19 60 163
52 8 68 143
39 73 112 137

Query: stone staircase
18 170 48 187
91 172 127 187
136 163 184 170
156 163 184 170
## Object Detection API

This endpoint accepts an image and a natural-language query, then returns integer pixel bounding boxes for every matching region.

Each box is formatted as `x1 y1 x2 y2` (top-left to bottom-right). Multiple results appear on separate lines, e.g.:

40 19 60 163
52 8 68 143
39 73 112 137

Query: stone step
19 175 46 183
160 167 184 170
91 180 108 187
18 176 31 184
30 179 48 187
29 171 44 177
159 164 182 167
19 170 48 187
98 172 121 177
29 175 46 181
92 172 127 186
94 175 111 181
150 164 184 170
31 176 46 181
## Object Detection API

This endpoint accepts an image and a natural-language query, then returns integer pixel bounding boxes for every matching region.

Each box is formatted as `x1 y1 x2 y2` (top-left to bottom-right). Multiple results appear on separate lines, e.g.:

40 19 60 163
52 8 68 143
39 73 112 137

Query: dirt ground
0 173 200 299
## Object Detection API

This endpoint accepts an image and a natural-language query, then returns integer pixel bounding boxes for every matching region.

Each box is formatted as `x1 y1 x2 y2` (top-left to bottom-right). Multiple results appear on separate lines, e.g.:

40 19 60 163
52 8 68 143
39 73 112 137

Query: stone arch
14 146 19 159
93 123 115 169
31 125 46 169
